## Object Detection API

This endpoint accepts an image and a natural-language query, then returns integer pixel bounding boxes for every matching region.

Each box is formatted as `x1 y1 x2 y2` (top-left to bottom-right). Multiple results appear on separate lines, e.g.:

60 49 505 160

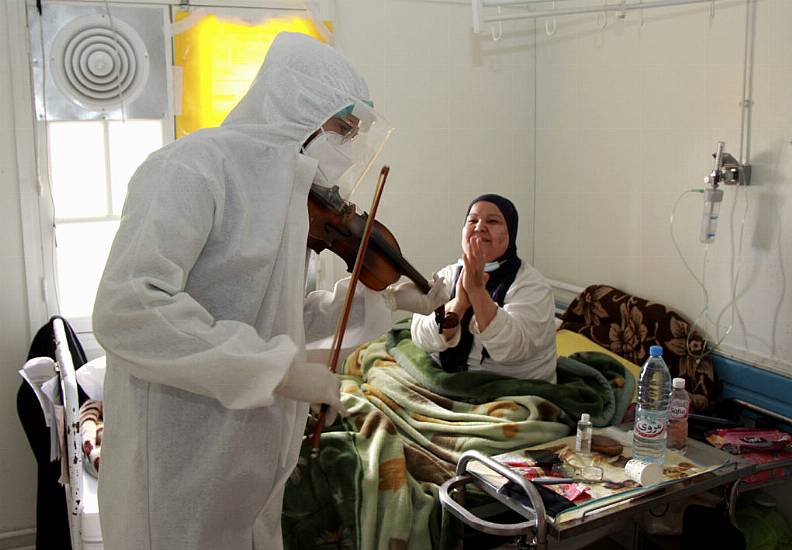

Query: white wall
529 0 792 376
0 0 38 544
333 0 539 297
336 0 792 377
2 0 790 541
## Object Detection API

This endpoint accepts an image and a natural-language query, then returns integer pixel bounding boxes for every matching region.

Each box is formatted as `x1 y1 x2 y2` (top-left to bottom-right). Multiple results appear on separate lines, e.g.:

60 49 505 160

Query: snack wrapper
705 428 791 454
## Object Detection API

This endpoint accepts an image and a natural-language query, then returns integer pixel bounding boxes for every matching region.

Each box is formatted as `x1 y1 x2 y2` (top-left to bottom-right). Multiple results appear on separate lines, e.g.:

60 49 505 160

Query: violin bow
310 165 390 458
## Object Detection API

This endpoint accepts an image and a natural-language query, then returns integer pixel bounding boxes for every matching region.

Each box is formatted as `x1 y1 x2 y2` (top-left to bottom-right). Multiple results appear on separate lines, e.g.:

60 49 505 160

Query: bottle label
669 401 689 420
634 413 668 439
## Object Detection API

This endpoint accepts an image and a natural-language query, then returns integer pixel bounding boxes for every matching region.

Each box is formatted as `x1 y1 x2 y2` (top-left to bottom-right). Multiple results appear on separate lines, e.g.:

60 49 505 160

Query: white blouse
410 261 557 382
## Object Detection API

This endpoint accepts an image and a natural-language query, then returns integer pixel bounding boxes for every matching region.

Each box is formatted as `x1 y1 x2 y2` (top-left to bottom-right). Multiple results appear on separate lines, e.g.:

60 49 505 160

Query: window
50 120 164 320
173 10 325 138
21 3 328 342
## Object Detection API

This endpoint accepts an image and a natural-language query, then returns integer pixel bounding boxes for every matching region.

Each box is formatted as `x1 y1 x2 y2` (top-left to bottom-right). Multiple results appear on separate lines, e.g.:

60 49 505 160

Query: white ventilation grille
30 4 167 121
50 14 150 111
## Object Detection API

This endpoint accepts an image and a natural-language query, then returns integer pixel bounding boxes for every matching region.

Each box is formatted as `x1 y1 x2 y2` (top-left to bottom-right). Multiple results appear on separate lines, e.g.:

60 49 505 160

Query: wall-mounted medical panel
29 3 168 121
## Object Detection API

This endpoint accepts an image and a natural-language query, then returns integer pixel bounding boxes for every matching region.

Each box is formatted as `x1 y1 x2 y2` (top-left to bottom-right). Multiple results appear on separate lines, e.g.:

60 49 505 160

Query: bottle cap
580 413 590 423
673 378 685 389
625 459 663 486
649 345 663 357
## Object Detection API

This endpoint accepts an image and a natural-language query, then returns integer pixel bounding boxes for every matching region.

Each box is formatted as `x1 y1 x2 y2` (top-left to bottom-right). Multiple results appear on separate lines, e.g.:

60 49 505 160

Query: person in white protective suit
92 32 447 550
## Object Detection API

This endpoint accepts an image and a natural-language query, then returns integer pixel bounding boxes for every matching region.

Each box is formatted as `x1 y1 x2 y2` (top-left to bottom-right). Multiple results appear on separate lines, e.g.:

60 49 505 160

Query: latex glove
275 362 348 425
383 273 450 315
310 403 345 427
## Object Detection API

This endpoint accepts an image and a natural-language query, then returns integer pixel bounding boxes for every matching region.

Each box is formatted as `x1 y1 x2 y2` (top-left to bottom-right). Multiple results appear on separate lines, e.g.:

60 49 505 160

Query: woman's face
462 201 509 262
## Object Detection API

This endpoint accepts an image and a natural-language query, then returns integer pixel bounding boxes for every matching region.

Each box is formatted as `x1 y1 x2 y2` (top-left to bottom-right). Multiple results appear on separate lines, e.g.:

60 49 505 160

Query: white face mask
302 130 356 196
455 259 504 272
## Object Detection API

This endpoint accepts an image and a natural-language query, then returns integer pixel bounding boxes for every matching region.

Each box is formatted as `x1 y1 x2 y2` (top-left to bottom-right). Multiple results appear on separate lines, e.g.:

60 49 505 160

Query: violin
307 183 459 330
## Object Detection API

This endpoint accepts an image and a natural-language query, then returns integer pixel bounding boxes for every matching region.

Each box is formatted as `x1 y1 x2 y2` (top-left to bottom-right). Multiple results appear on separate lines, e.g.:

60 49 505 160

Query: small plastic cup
624 459 663 485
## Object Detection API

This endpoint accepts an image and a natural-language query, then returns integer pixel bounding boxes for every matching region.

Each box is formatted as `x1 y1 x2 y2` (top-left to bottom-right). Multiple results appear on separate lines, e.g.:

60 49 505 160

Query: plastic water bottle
667 377 691 454
575 413 592 456
633 345 672 464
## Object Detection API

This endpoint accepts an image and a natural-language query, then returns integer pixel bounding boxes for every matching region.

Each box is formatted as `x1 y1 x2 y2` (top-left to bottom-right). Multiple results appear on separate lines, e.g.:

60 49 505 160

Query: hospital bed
51 325 632 549
49 313 633 550
53 318 104 550
38 283 789 549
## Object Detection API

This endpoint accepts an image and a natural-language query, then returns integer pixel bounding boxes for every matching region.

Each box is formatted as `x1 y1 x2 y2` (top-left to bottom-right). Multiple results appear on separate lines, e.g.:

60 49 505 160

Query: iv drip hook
545 1 557 36
596 1 608 29
491 7 503 41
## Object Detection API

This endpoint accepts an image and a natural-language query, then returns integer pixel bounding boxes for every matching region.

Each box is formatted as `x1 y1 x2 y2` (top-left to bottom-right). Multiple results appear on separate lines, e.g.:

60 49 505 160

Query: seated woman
411 194 557 382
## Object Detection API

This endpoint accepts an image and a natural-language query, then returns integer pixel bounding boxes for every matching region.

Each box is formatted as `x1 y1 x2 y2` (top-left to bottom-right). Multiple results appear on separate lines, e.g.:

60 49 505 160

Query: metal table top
440 426 765 549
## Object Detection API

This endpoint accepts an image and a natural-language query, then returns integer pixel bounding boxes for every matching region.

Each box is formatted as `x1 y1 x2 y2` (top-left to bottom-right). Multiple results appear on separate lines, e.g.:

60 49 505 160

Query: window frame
48 119 171 328
12 0 333 350
12 7 175 351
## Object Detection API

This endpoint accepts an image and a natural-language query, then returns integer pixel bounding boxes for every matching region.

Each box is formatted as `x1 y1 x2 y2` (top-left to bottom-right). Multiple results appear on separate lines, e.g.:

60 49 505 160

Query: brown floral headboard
560 284 718 412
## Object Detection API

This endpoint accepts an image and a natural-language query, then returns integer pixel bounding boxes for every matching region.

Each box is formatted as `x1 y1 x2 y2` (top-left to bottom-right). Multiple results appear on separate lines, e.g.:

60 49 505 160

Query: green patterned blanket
282 321 633 550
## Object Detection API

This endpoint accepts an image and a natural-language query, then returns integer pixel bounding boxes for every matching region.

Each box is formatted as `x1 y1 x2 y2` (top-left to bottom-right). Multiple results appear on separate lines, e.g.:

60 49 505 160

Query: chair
53 318 104 550
18 316 84 549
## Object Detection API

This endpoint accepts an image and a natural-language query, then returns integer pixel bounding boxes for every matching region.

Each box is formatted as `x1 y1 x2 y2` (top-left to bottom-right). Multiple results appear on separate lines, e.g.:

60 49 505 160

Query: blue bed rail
711 353 792 428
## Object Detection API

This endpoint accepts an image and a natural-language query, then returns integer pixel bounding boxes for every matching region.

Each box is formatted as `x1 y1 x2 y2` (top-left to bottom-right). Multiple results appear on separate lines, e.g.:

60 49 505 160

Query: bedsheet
282 320 634 550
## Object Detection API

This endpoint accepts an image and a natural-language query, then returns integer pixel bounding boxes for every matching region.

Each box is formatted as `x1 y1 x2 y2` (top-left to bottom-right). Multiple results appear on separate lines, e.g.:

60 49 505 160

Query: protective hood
222 32 370 147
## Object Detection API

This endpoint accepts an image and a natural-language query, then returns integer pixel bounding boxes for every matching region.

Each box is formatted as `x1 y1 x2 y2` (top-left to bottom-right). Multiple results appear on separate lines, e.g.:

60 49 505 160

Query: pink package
705 428 792 454
739 449 792 484
560 483 592 502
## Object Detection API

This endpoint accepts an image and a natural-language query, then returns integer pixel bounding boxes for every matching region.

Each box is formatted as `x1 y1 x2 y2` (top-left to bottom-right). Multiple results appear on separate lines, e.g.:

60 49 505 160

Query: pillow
559 284 717 411
556 329 640 402
79 399 103 478
75 355 106 401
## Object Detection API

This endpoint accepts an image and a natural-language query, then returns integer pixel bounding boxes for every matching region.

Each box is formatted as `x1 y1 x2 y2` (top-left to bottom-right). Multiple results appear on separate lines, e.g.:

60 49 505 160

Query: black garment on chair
16 315 88 550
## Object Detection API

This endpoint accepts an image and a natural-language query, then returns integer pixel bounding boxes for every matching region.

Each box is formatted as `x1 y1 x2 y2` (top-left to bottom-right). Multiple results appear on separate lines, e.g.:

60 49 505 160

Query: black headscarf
438 194 522 373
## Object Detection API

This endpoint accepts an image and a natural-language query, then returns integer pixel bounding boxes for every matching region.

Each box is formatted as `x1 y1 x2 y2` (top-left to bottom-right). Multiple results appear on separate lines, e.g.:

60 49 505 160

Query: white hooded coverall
92 32 392 550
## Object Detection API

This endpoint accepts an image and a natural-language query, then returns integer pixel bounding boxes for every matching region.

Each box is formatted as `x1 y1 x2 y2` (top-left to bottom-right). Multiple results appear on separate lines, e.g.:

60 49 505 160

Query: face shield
303 98 393 200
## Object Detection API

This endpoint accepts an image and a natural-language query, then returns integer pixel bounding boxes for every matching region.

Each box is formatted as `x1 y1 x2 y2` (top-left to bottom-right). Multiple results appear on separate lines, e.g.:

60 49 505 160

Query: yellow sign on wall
173 12 326 138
